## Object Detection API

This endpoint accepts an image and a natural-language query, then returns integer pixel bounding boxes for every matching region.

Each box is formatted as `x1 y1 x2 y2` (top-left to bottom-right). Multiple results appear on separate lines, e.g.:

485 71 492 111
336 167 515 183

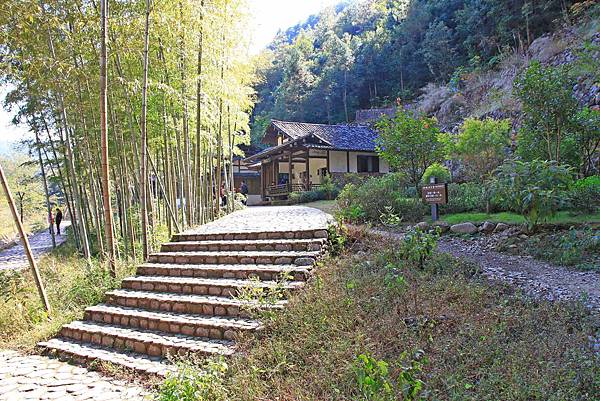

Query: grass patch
195 229 600 400
440 211 600 225
303 200 337 215
0 232 136 350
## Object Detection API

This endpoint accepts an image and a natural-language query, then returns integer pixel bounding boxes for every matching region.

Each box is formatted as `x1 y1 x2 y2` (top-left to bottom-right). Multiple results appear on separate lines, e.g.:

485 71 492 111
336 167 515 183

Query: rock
450 222 478 234
493 223 509 233
432 221 450 233
479 221 496 233
415 222 429 231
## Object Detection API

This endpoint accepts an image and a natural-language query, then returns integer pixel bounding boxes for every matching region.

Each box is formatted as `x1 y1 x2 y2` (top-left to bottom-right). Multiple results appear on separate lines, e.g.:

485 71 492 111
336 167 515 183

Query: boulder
432 221 450 233
415 221 429 231
493 223 510 233
450 222 478 234
479 221 496 234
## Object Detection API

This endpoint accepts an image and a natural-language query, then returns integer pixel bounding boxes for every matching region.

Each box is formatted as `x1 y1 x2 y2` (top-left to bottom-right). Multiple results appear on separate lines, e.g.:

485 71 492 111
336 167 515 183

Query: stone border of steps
59 321 235 358
173 228 328 241
39 338 176 377
85 304 261 340
121 276 305 297
160 238 326 252
147 250 321 266
137 263 311 281
106 289 287 318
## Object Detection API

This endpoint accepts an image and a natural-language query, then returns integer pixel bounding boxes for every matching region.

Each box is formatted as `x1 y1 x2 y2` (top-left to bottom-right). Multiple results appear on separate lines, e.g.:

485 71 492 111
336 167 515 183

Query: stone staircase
39 226 329 377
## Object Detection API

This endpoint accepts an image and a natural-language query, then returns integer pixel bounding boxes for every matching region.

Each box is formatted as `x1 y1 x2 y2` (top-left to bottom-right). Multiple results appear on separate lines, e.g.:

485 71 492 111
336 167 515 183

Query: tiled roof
271 120 378 152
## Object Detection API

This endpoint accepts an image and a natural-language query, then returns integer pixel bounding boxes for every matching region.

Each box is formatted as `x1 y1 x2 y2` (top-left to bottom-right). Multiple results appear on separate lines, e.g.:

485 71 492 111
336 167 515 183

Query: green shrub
337 174 413 222
288 189 326 204
569 175 600 213
443 117 511 182
158 358 229 401
441 182 488 214
422 163 451 184
399 228 440 269
491 160 574 230
354 353 395 401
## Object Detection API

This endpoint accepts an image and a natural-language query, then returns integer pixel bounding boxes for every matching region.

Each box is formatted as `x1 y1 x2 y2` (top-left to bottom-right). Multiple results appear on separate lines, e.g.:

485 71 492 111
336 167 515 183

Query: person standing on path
55 208 63 235
240 180 248 205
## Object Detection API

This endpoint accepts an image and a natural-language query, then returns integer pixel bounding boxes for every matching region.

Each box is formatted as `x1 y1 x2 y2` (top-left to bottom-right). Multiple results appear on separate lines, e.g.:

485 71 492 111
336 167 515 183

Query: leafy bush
421 163 451 184
441 182 488 214
443 117 511 181
569 175 600 213
491 160 573 230
337 174 427 222
288 189 326 204
399 228 440 269
354 353 395 401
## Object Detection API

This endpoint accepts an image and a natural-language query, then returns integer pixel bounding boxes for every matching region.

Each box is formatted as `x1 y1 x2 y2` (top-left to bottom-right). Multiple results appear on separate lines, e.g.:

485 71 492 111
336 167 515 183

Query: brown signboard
422 183 448 204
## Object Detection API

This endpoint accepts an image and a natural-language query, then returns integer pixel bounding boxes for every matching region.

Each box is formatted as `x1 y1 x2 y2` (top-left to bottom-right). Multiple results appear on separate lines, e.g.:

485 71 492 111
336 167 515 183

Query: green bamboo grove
0 0 255 269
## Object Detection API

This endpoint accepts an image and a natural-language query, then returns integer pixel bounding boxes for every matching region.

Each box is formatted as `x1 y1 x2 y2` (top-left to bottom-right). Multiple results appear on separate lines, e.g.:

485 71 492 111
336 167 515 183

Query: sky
0 0 339 152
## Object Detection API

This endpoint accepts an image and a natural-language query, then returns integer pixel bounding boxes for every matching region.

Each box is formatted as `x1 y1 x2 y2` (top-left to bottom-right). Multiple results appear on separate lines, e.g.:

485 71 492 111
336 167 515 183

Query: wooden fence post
0 161 51 315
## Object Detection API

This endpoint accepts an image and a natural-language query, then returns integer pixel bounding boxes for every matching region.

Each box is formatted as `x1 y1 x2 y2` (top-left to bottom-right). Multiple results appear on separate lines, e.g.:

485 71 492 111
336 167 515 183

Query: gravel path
0 222 70 272
438 236 600 311
369 227 600 312
0 351 149 401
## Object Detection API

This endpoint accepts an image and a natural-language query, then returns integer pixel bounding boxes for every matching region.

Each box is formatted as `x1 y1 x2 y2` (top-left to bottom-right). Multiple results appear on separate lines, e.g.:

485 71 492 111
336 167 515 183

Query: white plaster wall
329 150 348 173
309 158 327 184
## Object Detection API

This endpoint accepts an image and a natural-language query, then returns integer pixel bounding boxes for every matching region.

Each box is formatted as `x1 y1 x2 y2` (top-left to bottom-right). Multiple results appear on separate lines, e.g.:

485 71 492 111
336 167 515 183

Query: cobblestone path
0 222 71 272
0 351 149 401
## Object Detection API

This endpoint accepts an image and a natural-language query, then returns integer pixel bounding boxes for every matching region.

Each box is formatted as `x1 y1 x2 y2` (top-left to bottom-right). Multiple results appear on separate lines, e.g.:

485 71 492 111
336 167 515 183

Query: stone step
85 304 261 340
39 338 175 377
160 238 326 252
147 250 321 266
173 228 328 242
60 321 235 358
106 289 287 318
121 276 305 297
137 263 312 281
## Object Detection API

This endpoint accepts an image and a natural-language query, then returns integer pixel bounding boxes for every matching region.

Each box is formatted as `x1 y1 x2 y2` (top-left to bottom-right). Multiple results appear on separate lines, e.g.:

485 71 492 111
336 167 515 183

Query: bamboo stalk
0 161 51 315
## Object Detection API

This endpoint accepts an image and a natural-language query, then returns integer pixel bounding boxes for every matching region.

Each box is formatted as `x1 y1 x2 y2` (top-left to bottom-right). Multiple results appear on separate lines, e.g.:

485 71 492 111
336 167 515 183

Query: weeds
234 273 292 319
221 231 599 400
354 353 395 401
398 228 440 269
0 239 135 349
158 357 229 401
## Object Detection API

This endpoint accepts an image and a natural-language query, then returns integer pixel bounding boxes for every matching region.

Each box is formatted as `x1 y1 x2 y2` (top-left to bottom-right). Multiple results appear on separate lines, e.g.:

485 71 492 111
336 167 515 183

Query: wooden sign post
0 161 51 315
422 177 448 222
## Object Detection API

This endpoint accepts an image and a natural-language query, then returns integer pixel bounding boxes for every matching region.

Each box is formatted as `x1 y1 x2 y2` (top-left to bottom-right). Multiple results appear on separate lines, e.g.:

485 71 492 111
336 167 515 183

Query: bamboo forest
1 0 254 269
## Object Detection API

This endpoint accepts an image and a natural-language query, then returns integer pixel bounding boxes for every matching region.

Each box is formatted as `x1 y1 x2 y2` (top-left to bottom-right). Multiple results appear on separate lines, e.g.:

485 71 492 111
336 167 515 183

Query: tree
445 117 511 182
375 111 444 190
99 0 116 274
515 61 579 164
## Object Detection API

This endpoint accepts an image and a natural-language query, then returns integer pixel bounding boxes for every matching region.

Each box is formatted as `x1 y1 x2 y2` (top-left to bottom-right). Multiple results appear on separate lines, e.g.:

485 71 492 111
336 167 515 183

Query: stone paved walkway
0 222 70 272
184 206 333 235
0 351 149 401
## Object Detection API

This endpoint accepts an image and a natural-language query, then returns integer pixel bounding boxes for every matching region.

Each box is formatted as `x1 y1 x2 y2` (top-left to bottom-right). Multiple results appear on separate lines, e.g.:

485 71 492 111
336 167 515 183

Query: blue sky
0 0 340 151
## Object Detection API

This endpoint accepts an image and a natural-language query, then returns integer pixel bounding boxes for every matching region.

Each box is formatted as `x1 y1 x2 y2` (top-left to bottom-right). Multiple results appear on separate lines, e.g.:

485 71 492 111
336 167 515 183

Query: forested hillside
252 0 599 140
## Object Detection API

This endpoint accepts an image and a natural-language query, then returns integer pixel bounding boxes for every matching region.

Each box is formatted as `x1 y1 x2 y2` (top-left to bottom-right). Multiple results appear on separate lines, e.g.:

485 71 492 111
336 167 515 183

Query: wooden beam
0 162 51 315
326 150 330 174
288 151 292 192
305 151 310 190
346 151 350 173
